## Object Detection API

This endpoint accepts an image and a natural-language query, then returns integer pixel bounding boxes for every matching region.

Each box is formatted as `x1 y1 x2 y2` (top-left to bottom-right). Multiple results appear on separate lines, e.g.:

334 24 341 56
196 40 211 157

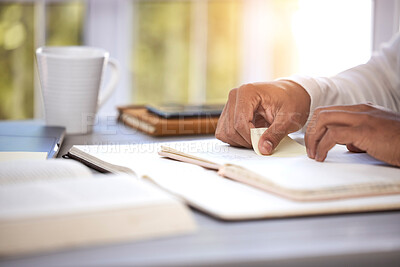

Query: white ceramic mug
36 46 119 134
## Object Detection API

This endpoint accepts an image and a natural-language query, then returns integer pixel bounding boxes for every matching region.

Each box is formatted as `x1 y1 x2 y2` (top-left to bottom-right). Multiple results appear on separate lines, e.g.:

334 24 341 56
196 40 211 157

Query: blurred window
293 0 372 76
131 0 372 105
0 1 84 120
0 0 372 119
0 3 35 120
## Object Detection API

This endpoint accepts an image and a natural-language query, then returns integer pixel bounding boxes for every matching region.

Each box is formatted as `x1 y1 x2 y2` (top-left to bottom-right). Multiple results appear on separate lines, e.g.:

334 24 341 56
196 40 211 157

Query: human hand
215 80 311 154
305 103 400 167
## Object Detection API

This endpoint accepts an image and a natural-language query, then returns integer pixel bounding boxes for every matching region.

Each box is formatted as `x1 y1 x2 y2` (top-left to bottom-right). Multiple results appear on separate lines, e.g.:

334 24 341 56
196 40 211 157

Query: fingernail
260 140 273 155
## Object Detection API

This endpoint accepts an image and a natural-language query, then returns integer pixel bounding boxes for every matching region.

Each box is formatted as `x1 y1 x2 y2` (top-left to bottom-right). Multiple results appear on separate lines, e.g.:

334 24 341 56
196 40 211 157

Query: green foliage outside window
132 0 242 105
46 2 84 46
0 3 35 120
206 0 242 102
132 1 191 104
0 0 299 119
0 2 84 120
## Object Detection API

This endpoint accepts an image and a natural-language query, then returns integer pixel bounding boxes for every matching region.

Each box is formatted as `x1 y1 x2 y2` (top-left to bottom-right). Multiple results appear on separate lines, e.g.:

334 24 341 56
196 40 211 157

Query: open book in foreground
0 160 196 257
67 137 400 221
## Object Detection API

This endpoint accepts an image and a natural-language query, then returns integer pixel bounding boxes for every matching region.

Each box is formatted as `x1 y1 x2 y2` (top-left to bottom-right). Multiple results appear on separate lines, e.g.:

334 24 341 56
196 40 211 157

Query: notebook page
73 143 190 180
160 139 400 191
71 142 400 219
0 160 92 185
100 154 400 219
0 175 176 220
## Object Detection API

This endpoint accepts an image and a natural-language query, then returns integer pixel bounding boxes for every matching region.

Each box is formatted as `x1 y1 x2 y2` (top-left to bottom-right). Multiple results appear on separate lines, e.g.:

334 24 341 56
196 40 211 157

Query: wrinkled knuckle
215 130 222 140
313 107 325 116
226 128 236 139
228 88 237 99
306 121 317 135
215 123 223 135
239 83 251 89
305 125 312 135
215 129 227 142
314 107 323 113
273 124 287 136
316 110 329 123
239 83 256 92
215 122 222 133
226 127 237 139
215 132 224 142
233 120 245 132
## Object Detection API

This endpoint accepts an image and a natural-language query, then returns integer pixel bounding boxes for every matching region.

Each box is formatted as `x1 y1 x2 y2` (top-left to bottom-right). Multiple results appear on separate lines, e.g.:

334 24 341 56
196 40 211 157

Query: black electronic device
145 103 224 119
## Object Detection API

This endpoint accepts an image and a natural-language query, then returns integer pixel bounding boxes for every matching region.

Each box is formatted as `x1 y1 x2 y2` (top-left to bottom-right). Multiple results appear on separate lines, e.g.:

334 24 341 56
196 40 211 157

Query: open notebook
159 134 400 201
67 137 400 220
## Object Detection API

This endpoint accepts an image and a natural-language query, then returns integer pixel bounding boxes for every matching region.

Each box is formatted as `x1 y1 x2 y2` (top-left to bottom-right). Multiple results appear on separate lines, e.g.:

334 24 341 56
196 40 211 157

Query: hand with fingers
305 103 400 167
215 80 311 154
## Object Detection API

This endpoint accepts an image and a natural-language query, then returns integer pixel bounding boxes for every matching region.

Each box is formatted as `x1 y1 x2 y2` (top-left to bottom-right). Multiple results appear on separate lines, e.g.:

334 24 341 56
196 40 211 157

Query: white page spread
144 165 400 219
72 142 400 219
74 138 400 191
163 139 400 190
0 160 93 185
0 175 178 220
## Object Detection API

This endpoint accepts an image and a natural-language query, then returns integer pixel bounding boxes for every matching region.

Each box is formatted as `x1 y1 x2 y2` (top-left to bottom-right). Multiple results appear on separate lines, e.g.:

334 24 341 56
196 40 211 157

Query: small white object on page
250 128 306 157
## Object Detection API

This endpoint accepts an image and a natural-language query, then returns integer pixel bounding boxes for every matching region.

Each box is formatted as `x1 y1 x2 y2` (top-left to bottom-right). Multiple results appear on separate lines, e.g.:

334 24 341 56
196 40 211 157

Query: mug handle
98 57 120 109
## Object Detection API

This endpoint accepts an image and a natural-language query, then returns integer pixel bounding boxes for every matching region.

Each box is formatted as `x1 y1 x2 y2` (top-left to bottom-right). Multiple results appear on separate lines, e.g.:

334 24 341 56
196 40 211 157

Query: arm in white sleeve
287 33 400 115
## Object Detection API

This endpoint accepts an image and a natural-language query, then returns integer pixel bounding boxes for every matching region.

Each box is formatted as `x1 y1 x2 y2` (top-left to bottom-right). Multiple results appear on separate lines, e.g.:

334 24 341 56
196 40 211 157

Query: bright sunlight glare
292 0 372 77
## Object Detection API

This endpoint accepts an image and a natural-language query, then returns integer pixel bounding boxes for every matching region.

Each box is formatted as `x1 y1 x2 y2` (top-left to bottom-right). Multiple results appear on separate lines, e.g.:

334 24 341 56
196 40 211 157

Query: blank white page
72 141 400 220
145 161 400 220
0 175 177 221
161 139 400 190
0 160 93 185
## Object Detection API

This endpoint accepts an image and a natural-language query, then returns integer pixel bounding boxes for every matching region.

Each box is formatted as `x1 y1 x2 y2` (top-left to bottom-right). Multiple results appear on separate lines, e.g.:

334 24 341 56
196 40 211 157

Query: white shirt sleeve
286 33 400 115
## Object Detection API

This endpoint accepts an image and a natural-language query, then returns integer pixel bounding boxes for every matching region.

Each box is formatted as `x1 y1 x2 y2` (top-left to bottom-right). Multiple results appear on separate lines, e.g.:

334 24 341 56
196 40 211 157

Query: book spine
120 113 219 136
119 113 158 135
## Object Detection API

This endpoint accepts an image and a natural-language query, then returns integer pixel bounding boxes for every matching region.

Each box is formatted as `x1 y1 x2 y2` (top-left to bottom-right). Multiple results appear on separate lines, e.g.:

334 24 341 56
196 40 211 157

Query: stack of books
117 105 220 136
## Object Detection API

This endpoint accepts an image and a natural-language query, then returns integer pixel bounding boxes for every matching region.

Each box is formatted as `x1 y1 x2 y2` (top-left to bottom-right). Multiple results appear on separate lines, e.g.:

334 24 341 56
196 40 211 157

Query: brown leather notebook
117 105 219 136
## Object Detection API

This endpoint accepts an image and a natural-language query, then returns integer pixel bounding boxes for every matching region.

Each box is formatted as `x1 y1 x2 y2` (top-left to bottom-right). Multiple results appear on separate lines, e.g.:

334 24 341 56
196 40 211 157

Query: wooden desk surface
1 118 400 267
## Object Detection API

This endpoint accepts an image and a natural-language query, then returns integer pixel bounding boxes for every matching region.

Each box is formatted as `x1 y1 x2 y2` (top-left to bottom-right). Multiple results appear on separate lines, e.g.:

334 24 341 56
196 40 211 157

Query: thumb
258 116 288 155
